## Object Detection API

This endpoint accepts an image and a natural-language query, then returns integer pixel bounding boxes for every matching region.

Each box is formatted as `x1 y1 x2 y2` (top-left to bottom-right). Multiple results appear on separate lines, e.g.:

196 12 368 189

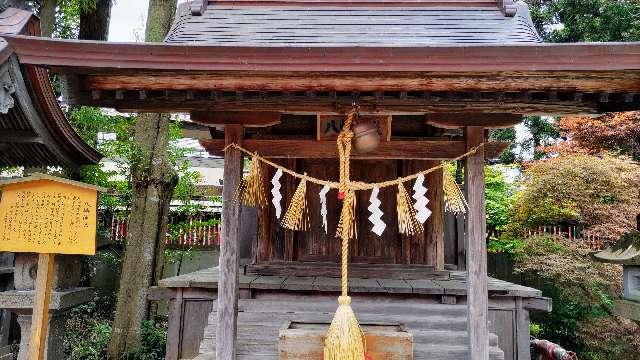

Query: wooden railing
109 216 221 248
525 225 605 250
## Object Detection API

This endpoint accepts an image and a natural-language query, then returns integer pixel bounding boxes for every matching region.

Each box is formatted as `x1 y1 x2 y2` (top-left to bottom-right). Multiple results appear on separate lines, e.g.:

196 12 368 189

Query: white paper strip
271 169 283 218
319 184 330 233
368 187 386 236
413 174 432 224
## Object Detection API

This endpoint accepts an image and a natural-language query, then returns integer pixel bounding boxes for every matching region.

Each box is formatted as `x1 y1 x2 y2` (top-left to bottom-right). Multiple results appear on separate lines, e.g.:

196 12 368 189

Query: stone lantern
594 216 640 321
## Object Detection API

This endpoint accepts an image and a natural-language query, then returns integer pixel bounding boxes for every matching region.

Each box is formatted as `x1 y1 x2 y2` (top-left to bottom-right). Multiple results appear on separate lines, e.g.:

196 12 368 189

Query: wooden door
350 160 399 264
294 159 398 264
295 159 341 262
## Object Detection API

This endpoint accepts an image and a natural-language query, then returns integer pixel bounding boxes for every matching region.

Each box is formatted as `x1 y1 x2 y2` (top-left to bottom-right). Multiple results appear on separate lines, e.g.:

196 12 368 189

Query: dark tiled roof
165 1 541 46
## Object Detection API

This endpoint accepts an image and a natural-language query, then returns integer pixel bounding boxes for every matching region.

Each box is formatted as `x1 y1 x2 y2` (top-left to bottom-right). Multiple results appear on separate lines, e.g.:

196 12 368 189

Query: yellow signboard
0 174 104 255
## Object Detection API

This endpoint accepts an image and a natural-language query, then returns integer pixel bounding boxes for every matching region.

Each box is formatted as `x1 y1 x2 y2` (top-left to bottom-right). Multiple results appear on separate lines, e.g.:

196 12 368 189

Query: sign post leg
28 253 55 360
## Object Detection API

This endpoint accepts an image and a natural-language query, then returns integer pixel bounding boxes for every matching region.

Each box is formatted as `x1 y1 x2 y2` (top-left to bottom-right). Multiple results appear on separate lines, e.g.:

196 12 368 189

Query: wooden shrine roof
165 1 540 46
0 9 101 168
0 4 639 122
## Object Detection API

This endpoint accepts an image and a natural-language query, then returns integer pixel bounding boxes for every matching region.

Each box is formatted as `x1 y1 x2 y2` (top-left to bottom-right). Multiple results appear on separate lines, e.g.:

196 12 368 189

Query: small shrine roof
0 8 101 168
0 173 107 192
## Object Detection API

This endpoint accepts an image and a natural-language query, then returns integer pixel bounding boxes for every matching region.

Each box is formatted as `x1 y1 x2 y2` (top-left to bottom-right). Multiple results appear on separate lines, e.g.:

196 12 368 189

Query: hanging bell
352 120 380 153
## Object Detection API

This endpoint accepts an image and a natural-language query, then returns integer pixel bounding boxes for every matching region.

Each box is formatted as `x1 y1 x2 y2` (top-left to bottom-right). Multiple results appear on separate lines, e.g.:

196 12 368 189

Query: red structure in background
110 216 221 248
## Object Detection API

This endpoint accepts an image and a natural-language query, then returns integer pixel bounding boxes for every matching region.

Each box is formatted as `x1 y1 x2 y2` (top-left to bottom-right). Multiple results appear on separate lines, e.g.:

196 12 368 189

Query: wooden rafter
190 111 281 127
426 113 522 129
81 72 640 93
199 139 510 160
68 88 639 115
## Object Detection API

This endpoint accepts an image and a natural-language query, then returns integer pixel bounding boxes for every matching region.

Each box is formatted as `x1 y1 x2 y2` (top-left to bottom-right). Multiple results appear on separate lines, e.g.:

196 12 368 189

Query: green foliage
527 0 640 42
65 293 167 360
513 235 635 359
120 321 167 360
484 165 514 233
487 235 524 255
529 323 543 338
51 0 100 39
522 116 560 160
489 127 517 164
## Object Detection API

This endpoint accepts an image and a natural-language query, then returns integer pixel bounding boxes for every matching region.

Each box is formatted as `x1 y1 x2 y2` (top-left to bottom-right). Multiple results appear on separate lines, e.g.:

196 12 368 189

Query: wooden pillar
425 164 445 270
216 125 243 360
464 126 489 360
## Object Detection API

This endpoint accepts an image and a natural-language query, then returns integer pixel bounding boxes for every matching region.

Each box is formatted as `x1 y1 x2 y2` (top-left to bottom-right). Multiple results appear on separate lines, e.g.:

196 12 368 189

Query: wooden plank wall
256 159 445 268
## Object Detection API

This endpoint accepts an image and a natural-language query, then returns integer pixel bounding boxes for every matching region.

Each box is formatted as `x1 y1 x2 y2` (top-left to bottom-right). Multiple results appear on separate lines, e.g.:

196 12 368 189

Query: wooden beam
426 113 522 129
199 139 510 160
83 72 640 93
190 111 281 127
28 253 55 360
464 126 489 360
217 125 243 360
9 36 640 74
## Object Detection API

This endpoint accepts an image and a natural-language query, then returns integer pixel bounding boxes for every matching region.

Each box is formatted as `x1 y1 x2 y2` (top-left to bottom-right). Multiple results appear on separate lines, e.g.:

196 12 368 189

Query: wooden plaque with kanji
0 174 104 255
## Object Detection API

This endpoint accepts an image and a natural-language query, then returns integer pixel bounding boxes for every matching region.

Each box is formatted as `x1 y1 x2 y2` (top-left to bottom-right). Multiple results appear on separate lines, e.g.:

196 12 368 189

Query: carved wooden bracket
497 0 517 17
191 0 207 16
0 63 16 114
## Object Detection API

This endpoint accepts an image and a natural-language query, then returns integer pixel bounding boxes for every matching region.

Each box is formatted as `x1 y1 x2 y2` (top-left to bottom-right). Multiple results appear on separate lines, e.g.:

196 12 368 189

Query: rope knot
338 296 351 305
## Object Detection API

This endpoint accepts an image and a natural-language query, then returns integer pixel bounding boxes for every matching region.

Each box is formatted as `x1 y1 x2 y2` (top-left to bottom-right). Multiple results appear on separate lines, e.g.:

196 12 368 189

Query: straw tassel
236 156 267 207
443 170 468 214
324 105 366 360
324 295 366 360
397 182 423 235
336 189 357 240
281 176 309 231
325 191 366 360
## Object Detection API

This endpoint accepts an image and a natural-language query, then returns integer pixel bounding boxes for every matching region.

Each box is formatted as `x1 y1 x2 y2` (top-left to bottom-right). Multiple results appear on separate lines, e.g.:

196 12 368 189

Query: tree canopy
510 154 640 241
527 0 640 42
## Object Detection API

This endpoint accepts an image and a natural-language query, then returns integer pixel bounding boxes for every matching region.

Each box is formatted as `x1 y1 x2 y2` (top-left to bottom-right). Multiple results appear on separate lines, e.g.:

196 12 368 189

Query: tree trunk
107 114 178 357
79 0 113 41
107 1 177 358
145 0 177 42
38 0 56 37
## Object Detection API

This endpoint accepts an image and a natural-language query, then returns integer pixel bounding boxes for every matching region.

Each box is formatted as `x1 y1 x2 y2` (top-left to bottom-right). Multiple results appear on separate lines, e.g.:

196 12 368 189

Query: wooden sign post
0 174 104 360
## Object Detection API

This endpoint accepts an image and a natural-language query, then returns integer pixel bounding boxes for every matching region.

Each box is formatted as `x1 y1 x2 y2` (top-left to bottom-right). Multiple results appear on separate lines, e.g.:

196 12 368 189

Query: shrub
512 235 640 360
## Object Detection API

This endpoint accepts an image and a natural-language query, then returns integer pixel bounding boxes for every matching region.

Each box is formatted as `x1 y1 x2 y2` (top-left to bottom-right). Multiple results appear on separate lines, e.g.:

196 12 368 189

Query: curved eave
5 35 640 73
0 55 102 168
0 9 102 168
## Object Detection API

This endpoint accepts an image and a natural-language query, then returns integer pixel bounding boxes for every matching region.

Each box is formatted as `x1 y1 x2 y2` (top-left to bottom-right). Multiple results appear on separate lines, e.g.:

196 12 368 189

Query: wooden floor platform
158 266 543 299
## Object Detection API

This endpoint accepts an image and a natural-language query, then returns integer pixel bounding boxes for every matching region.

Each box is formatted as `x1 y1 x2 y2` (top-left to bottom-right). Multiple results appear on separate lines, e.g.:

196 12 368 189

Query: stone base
0 287 93 360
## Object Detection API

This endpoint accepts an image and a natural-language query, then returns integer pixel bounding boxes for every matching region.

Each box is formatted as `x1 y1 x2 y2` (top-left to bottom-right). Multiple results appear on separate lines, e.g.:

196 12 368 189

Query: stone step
194 346 505 360
238 299 467 317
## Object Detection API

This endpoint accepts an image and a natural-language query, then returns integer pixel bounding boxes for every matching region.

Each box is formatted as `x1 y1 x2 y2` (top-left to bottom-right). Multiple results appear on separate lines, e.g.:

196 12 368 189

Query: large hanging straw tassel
397 183 423 235
443 170 468 214
241 156 267 207
336 189 357 240
325 206 365 360
324 295 366 360
281 176 309 231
